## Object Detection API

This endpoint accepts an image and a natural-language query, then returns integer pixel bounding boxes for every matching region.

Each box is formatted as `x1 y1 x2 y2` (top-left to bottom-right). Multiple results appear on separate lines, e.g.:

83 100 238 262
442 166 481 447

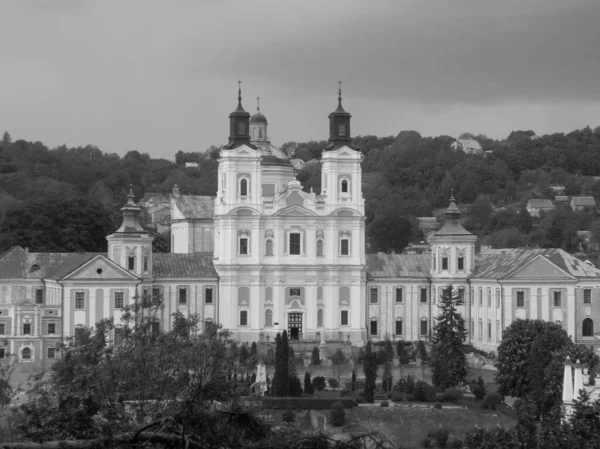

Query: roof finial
238 80 242 103
128 184 134 198
450 188 456 202
256 96 260 112
338 80 342 105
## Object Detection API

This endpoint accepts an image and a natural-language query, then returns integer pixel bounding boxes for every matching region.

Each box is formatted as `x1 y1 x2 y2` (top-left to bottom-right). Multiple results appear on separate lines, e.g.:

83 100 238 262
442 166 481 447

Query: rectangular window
516 291 524 308
470 320 474 338
488 321 492 341
114 292 124 309
128 256 135 271
35 288 43 304
289 233 301 255
370 320 378 336
47 347 55 359
23 323 31 335
341 239 349 255
554 291 562 307
457 257 464 271
478 320 483 341
370 288 378 303
341 310 348 326
48 323 56 335
114 328 125 346
442 257 448 270
151 322 160 336
487 290 491 307
143 256 149 272
289 288 301 296
497 291 501 309
420 288 427 303
239 238 248 255
205 288 213 304
457 289 464 302
420 320 428 336
152 287 161 302
479 289 483 305
75 292 85 309
395 320 403 336
179 288 187 305
584 289 591 304
0 348 5 359
0 324 5 335
395 288 403 303
240 310 248 326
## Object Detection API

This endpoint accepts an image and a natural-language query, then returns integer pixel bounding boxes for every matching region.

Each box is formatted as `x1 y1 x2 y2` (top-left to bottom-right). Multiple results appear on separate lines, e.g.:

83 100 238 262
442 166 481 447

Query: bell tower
224 81 253 150
327 81 352 151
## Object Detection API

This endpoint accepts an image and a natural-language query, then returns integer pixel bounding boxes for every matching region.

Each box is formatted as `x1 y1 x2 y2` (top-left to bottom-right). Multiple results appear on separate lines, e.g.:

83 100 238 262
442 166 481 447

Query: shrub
312 376 326 391
330 401 345 426
481 392 503 410
355 396 364 404
422 438 432 448
428 428 450 448
392 394 403 403
381 400 389 407
407 394 415 402
376 348 388 365
282 409 295 424
414 381 436 402
470 378 486 400
434 402 442 409
443 387 463 403
450 440 463 448
406 375 415 395
262 397 356 410
340 387 352 397
328 377 339 389
435 393 445 402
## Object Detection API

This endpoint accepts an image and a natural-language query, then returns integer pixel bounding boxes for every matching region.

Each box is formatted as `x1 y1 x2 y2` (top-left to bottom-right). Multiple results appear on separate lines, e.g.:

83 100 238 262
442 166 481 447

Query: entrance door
288 312 302 340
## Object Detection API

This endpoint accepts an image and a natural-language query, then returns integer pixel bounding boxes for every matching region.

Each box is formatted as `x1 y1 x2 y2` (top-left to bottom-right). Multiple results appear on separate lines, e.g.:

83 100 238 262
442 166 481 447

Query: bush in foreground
481 392 503 410
282 409 296 424
444 387 463 403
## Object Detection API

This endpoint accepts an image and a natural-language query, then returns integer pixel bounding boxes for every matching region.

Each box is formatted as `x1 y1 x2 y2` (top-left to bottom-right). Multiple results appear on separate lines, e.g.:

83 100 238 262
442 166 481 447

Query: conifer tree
363 341 377 403
310 346 321 366
431 286 468 389
304 371 314 394
272 332 290 396
384 338 394 362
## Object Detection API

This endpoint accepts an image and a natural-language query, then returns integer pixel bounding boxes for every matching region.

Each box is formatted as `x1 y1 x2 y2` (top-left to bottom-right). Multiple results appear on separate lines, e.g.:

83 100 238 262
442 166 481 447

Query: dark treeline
2 125 600 256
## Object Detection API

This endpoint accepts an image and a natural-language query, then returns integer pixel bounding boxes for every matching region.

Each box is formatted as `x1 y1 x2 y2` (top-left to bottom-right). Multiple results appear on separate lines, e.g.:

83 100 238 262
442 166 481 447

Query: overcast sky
1 0 599 159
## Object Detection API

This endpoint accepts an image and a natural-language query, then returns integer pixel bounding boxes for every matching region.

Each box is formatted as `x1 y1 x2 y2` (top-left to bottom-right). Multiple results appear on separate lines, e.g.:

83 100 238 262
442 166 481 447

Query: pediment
61 255 140 281
503 255 576 280
16 300 38 309
274 205 318 217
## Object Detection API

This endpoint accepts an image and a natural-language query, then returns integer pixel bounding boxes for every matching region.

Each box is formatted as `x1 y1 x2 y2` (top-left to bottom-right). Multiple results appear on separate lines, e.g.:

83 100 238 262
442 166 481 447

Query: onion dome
250 111 268 124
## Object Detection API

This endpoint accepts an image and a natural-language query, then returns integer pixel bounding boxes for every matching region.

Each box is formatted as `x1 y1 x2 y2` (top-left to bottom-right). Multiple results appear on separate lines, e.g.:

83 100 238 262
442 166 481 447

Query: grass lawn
342 399 516 448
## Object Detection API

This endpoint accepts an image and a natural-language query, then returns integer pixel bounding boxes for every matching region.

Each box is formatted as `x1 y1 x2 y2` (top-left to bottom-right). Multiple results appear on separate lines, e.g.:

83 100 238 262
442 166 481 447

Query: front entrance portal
288 312 302 340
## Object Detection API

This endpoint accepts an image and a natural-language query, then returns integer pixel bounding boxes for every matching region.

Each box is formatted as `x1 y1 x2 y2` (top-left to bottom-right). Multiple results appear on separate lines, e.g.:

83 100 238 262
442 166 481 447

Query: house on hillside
526 199 554 217
570 196 597 212
451 138 483 155
550 185 566 195
555 196 569 205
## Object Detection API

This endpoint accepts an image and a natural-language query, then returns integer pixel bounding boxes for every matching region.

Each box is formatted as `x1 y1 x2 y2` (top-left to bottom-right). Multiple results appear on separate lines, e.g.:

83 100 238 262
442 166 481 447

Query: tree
272 331 289 396
430 286 468 389
384 338 394 362
383 362 393 393
310 346 321 366
367 209 416 253
495 319 598 415
331 349 347 391
363 341 377 403
239 343 249 366
304 371 314 395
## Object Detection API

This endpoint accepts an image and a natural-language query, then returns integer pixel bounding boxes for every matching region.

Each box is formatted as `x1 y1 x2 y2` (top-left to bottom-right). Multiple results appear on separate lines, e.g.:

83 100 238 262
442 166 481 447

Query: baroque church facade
0 87 600 368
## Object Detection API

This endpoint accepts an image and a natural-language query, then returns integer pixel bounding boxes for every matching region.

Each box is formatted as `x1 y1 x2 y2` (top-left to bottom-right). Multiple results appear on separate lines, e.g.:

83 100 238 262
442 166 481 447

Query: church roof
250 111 267 124
153 253 217 278
0 247 218 279
366 253 431 279
472 248 600 279
173 195 215 220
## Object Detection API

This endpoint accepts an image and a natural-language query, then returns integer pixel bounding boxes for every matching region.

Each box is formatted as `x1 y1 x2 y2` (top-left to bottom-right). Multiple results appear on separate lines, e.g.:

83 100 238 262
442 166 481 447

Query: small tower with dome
250 96 269 149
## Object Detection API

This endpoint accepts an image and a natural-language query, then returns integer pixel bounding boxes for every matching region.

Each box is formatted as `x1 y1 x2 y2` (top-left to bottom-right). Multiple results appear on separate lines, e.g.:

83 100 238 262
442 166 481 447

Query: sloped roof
472 248 600 279
416 217 439 230
527 199 554 209
366 253 430 279
153 253 217 278
571 196 597 207
0 247 99 279
173 196 215 220
139 193 170 207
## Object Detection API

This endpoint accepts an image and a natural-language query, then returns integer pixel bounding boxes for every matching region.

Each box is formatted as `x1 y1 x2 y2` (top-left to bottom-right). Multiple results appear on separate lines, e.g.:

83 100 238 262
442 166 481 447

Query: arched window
240 179 248 197
341 179 348 193
265 309 273 327
316 239 323 256
22 347 31 360
583 318 594 337
317 309 323 327
265 239 273 256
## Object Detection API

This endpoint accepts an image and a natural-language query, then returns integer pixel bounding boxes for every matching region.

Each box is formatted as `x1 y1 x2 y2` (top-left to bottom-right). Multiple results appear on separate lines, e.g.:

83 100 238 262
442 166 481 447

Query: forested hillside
1 126 600 258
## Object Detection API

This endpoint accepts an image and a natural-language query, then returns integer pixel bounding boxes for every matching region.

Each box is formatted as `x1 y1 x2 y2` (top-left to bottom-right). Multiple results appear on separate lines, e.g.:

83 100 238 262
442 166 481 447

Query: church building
0 85 599 370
